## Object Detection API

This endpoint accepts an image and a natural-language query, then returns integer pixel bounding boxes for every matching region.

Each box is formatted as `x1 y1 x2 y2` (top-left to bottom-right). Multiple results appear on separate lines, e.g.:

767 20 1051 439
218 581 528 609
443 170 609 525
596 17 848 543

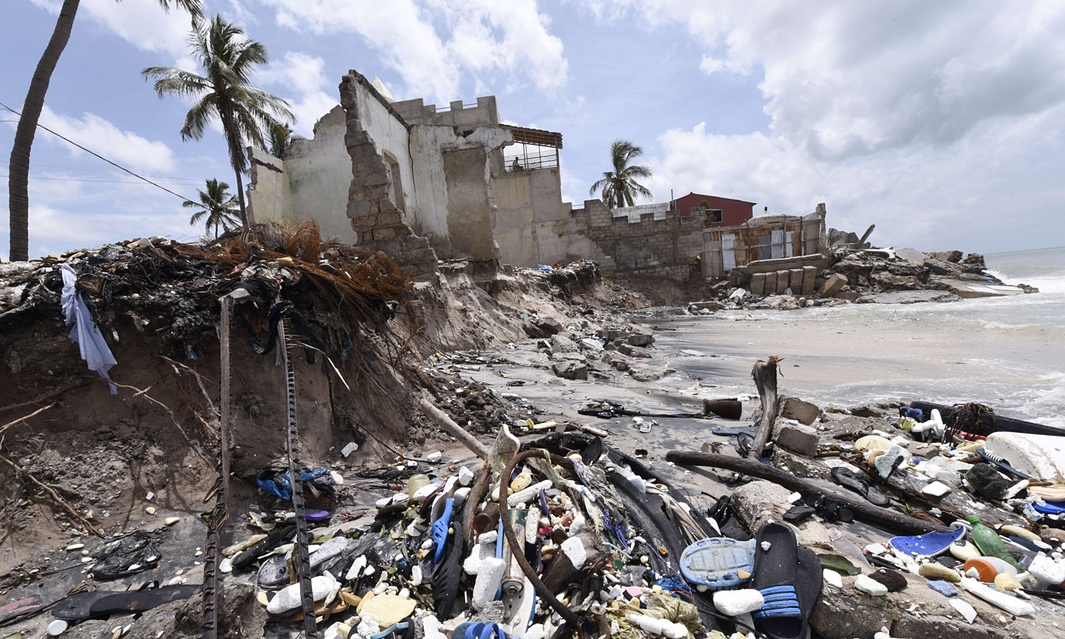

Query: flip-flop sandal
889 526 966 558
831 467 891 507
793 546 823 639
750 522 805 639
0 595 42 624
52 591 119 622
1031 500 1065 515
231 525 296 571
88 584 200 618
680 537 757 590
431 497 455 564
258 553 292 588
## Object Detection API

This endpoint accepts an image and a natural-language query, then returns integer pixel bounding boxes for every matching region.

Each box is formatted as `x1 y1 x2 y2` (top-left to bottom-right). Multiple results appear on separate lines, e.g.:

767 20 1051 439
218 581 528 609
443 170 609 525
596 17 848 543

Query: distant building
673 193 755 226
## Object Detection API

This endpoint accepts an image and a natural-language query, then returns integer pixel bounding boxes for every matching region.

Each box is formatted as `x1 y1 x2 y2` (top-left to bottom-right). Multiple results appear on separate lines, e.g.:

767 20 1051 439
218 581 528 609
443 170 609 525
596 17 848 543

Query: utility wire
1 100 194 203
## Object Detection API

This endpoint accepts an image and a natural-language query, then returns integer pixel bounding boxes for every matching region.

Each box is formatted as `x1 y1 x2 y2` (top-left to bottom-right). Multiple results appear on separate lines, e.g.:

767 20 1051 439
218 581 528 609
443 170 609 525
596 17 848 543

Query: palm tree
7 0 203 262
589 139 654 209
185 178 240 239
142 15 293 230
268 122 301 159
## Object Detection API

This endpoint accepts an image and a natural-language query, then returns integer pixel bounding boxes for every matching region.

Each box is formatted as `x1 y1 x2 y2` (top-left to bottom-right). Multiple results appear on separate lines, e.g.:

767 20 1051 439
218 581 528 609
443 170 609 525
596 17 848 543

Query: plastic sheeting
60 263 117 394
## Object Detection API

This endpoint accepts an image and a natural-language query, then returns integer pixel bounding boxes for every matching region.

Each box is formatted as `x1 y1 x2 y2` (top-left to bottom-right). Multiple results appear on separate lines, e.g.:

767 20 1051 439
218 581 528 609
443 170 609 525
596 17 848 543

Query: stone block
550 334 580 354
372 226 397 241
551 361 587 381
751 272 767 296
819 273 848 297
763 271 777 295
801 266 817 296
378 211 402 227
780 396 821 425
775 423 820 457
776 270 791 294
789 269 804 292
626 330 655 347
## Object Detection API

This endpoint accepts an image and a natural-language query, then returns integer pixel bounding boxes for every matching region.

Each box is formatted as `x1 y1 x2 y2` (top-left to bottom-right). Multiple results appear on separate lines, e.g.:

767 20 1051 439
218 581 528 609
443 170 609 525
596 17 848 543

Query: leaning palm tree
7 0 203 262
143 15 293 230
589 139 654 209
185 178 240 239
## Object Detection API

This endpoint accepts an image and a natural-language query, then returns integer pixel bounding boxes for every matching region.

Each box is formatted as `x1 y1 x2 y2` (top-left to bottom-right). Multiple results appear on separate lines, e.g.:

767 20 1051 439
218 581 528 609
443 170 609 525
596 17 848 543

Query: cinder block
751 273 767 296
775 270 790 294
801 266 817 296
764 271 777 295
775 423 820 457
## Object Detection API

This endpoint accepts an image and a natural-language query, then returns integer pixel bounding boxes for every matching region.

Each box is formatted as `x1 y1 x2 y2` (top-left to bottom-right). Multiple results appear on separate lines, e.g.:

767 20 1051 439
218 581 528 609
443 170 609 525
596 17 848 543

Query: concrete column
763 271 777 295
776 270 791 294
751 272 767 296
801 266 817 295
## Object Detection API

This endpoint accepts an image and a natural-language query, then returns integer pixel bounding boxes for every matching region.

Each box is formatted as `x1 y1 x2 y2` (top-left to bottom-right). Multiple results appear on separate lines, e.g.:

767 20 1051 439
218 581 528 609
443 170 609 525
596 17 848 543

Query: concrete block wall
749 266 819 296
562 200 707 281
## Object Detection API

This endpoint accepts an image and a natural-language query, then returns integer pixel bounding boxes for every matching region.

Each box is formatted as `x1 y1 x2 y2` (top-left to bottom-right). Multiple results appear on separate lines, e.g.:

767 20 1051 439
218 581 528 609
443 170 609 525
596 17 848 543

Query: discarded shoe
889 526 966 558
88 584 200 618
831 467 891 507
431 497 455 563
679 537 756 590
750 522 820 639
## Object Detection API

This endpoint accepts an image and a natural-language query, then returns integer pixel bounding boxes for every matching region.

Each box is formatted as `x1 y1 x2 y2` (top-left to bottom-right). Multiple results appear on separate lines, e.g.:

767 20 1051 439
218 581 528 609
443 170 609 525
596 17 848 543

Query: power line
0 158 202 182
0 100 195 203
0 173 200 186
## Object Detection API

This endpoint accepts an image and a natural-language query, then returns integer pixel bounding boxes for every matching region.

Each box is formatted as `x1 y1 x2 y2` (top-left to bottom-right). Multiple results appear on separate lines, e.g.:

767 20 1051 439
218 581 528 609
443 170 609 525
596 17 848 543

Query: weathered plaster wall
248 149 290 225
493 168 585 266
393 96 499 129
408 124 510 260
282 106 357 243
349 86 416 220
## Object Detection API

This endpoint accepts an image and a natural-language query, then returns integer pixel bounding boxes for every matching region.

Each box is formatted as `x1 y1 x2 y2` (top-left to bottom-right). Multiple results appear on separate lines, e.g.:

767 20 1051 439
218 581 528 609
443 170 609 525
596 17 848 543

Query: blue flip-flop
889 526 966 557
430 497 455 563
680 537 756 590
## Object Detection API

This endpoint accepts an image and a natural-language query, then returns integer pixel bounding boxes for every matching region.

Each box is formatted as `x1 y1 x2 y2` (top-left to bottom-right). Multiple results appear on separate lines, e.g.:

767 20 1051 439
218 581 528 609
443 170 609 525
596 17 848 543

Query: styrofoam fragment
458 466 474 486
823 569 843 588
959 577 1035 616
345 555 367 581
508 480 553 507
560 536 588 570
266 571 340 614
624 613 688 638
471 558 506 610
713 589 764 615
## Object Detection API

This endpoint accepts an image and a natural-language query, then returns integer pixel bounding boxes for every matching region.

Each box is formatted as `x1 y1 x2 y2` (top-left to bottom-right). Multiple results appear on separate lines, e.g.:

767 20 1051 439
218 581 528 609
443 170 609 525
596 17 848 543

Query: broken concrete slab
931 277 1026 299
820 273 848 297
780 397 821 425
775 423 820 457
551 360 588 380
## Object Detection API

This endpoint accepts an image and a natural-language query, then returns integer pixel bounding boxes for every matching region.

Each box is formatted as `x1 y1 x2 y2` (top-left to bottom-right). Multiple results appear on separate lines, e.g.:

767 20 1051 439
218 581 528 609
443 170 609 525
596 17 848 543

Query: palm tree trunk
233 168 253 229
8 0 81 261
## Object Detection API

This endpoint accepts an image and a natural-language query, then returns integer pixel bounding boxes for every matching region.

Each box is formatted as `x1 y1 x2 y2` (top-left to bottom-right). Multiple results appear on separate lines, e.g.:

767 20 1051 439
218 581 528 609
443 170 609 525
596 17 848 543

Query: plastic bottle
966 515 1021 571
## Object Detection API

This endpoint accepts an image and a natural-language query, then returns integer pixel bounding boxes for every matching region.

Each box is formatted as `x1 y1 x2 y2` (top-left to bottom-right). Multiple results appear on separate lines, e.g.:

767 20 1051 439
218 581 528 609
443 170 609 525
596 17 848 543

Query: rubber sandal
750 522 804 639
889 526 966 557
52 591 119 622
831 467 891 507
88 584 200 618
680 537 756 590
431 497 455 564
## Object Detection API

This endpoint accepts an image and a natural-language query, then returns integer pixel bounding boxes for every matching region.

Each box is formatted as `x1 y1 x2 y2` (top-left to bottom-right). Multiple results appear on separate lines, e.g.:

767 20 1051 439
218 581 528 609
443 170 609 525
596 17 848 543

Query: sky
3 0 1064 261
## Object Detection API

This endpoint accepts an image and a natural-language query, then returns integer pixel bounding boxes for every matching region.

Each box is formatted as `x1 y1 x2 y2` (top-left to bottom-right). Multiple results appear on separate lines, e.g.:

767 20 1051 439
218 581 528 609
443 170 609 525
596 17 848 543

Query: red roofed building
673 192 755 226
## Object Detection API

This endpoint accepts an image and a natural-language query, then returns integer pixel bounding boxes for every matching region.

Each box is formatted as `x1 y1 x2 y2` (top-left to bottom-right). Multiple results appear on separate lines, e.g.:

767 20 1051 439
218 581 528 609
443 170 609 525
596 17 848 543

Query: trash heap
664 393 1065 639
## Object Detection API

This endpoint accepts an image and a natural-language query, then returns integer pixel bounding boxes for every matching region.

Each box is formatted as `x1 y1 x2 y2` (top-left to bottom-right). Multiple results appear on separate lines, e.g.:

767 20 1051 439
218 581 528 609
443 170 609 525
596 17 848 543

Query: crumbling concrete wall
492 167 582 266
248 107 357 243
702 207 826 279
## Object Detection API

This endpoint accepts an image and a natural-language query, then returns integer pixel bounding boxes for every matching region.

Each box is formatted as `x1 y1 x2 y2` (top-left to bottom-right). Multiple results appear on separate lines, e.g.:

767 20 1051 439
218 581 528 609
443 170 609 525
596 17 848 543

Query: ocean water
653 246 1065 428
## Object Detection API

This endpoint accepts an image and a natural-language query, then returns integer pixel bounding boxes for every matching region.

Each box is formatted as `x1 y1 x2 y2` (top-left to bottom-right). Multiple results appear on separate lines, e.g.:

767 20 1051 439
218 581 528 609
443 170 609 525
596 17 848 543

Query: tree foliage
184 178 240 239
143 15 293 229
589 139 653 209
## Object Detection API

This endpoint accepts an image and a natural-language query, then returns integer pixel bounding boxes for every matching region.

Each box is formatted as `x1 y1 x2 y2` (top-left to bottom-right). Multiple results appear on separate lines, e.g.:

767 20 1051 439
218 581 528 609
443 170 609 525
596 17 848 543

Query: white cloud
615 1 1065 161
37 106 177 174
80 0 197 59
257 51 339 137
260 0 567 102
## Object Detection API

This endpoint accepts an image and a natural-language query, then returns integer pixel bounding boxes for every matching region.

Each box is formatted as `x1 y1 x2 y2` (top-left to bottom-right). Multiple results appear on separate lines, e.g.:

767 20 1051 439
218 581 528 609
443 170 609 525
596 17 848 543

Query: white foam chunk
471 558 507 610
713 588 764 615
267 571 340 614
959 577 1035 616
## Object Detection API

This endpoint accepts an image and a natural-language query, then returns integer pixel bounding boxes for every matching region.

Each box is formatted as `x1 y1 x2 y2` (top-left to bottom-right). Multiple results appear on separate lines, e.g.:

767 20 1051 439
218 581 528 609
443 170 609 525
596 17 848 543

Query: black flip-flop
88 584 200 618
793 546 823 639
750 522 806 639
831 467 891 507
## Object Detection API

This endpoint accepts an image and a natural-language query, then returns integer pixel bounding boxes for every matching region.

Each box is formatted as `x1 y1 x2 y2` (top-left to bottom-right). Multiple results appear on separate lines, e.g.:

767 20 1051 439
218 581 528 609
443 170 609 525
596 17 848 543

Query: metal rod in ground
280 319 318 638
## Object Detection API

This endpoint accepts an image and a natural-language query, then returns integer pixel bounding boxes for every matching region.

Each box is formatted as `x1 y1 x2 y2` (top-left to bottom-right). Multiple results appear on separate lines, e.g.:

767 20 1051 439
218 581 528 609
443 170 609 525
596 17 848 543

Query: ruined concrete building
248 69 827 283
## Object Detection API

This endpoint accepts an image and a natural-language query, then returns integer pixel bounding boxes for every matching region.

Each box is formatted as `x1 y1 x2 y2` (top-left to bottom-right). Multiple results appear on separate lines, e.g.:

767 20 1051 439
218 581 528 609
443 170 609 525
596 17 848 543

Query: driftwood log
664 450 946 535
420 398 491 460
749 356 781 459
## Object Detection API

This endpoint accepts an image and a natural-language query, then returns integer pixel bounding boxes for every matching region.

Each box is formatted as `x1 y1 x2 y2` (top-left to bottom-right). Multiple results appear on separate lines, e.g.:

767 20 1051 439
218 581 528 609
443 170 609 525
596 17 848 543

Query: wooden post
420 398 491 460
749 356 781 459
